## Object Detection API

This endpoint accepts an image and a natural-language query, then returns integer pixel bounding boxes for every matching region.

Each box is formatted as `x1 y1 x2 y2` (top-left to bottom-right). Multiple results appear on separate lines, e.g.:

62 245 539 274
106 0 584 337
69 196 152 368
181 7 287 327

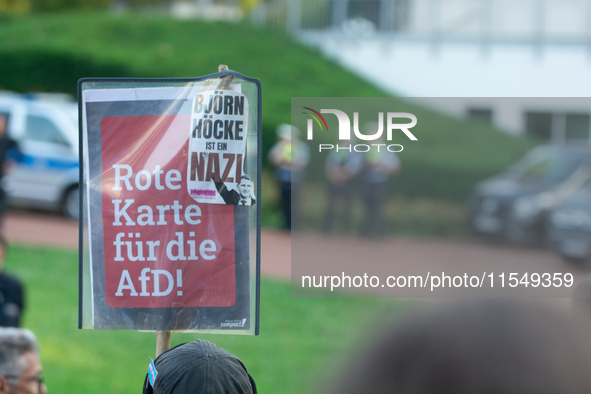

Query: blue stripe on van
16 154 78 170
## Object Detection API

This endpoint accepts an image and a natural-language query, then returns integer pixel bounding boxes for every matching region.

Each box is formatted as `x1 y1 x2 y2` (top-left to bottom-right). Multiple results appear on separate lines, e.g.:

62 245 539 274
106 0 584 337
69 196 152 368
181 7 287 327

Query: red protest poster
100 115 236 308
79 74 260 333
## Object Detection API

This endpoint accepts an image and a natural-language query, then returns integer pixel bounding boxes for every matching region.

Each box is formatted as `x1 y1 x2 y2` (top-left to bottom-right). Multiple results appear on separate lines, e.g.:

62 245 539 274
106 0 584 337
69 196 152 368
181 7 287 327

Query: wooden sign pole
154 65 234 359
156 330 171 357
217 64 234 88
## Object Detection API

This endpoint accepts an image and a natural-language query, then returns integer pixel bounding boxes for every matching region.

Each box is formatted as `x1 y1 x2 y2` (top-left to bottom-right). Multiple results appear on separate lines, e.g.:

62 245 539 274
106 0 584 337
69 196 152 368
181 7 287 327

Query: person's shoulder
0 272 23 287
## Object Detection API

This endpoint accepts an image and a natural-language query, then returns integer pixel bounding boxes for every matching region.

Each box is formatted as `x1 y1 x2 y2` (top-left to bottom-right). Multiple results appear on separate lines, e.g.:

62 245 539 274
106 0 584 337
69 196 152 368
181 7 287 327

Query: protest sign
78 71 260 333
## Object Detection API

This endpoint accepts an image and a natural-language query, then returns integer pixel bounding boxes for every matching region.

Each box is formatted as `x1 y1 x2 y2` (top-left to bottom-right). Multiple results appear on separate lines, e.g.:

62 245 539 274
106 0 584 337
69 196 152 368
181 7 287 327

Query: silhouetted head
331 300 591 394
572 273 591 325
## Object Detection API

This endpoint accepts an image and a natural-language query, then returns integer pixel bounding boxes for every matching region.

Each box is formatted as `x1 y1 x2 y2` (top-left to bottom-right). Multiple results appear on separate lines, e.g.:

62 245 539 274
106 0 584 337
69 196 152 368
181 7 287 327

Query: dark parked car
468 145 591 244
548 178 591 264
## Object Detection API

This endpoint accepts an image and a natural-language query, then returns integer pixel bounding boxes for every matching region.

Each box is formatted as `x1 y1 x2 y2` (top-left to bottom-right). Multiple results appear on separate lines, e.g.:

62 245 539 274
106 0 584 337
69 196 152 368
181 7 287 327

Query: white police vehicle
0 92 79 219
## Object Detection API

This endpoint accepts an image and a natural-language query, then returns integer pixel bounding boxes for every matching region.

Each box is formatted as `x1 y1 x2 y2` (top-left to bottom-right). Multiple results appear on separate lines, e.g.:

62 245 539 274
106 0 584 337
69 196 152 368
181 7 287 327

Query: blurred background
0 0 590 392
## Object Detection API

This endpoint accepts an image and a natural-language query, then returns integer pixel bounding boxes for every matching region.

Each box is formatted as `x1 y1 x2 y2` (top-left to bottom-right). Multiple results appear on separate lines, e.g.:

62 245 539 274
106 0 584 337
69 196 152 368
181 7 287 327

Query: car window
24 115 69 146
506 148 589 183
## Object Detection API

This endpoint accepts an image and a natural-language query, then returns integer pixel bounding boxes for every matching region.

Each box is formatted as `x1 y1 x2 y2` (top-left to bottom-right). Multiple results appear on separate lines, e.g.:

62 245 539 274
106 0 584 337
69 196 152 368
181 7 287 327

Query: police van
0 92 79 219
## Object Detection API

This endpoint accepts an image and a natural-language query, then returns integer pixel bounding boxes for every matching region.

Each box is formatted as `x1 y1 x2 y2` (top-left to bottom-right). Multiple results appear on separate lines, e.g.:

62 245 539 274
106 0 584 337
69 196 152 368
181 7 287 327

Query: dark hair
331 300 591 394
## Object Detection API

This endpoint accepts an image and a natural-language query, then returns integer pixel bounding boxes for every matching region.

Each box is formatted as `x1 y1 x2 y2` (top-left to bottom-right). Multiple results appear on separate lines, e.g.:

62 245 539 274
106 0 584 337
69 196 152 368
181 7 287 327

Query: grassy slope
7 244 398 394
0 12 528 207
0 12 385 153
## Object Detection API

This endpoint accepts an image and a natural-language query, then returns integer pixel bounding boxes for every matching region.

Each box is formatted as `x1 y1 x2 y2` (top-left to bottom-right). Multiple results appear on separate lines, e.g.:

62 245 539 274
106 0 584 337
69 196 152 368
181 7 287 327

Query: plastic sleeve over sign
78 72 261 333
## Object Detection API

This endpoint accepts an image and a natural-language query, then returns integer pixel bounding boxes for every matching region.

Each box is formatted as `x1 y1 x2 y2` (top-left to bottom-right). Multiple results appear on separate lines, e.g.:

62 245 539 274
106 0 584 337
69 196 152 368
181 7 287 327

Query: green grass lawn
5 243 402 393
0 11 386 157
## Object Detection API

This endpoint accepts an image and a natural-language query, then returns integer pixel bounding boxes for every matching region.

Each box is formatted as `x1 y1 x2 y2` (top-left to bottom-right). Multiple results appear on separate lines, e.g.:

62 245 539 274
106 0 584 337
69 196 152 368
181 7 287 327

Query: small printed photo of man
214 174 256 206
